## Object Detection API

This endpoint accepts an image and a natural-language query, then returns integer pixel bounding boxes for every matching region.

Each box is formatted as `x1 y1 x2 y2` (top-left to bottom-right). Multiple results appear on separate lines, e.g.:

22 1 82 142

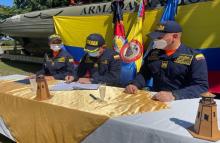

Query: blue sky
0 0 14 7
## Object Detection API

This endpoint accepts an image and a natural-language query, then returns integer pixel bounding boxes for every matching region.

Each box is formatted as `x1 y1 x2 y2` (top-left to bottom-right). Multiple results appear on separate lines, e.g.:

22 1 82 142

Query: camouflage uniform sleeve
53 73 66 80
52 55 75 80
36 66 46 76
131 56 152 89
36 53 49 76
76 54 88 80
172 53 209 100
52 57 67 80
92 53 121 86
65 56 77 77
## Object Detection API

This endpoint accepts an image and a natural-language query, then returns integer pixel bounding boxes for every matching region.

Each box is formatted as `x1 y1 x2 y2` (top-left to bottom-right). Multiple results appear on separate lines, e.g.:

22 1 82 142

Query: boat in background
0 0 207 55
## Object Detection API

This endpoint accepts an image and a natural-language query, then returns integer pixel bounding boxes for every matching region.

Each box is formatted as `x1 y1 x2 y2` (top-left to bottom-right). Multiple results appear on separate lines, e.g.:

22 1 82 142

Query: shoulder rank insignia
195 53 205 61
101 60 108 64
113 55 120 60
56 57 65 62
174 54 193 65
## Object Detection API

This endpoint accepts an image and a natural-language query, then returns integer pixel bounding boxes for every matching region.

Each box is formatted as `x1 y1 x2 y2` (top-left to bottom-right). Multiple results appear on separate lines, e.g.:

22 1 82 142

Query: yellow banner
54 0 220 49
0 81 167 143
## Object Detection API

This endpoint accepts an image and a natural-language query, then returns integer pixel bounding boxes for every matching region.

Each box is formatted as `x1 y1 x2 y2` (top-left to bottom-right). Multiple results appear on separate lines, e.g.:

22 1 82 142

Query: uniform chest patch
100 60 108 64
85 57 94 63
113 55 120 60
161 61 168 69
94 63 98 68
174 54 193 65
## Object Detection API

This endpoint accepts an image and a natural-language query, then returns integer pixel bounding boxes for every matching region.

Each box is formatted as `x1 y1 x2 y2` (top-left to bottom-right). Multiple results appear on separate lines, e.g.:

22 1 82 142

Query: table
2 98 219 143
82 99 220 143
0 75 167 143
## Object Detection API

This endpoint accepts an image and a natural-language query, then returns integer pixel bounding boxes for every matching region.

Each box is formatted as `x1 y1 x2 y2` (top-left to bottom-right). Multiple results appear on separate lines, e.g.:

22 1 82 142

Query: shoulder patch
68 58 74 62
113 55 120 60
195 53 205 60
174 54 193 65
56 57 65 62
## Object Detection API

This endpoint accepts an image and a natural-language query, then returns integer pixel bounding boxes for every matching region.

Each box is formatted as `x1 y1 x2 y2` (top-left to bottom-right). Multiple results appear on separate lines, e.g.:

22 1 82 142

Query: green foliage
0 5 29 20
0 40 15 46
13 0 69 11
0 0 69 19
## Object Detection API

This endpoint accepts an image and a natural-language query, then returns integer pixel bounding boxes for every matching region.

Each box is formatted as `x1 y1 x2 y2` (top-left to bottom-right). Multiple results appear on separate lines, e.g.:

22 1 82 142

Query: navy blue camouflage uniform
131 44 209 100
77 48 121 85
37 49 76 80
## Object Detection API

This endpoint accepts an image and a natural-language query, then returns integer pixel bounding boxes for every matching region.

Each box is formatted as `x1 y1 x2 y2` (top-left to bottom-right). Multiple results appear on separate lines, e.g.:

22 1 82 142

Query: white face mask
152 39 168 50
50 44 61 51
88 51 100 57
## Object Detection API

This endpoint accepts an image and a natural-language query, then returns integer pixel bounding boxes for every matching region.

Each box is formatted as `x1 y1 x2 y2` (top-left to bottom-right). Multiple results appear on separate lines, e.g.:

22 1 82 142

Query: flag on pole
160 0 179 23
112 0 136 86
112 0 126 53
145 0 179 58
121 0 146 72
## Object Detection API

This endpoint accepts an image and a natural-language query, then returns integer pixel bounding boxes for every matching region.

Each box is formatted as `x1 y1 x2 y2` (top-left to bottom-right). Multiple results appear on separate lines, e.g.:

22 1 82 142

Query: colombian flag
160 0 179 23
53 0 220 92
126 0 146 72
112 0 126 53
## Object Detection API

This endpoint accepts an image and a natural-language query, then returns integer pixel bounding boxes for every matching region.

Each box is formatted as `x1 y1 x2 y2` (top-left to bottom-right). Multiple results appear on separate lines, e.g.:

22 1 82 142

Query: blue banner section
64 45 85 62
197 48 220 71
120 62 137 86
64 45 220 71
160 0 179 23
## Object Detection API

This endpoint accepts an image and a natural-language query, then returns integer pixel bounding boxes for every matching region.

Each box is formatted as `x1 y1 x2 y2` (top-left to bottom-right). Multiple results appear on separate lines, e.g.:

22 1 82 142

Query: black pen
89 94 98 100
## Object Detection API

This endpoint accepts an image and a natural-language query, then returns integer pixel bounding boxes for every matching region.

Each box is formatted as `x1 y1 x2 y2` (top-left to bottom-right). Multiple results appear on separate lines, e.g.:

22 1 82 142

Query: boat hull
0 0 207 56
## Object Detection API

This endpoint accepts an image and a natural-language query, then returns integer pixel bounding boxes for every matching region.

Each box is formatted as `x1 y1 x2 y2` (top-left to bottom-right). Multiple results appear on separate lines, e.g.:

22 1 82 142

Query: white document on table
50 82 100 91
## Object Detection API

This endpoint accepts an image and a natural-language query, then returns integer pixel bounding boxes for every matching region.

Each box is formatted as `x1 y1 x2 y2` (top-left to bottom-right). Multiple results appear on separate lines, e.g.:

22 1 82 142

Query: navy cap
148 21 182 39
48 34 61 41
85 33 105 53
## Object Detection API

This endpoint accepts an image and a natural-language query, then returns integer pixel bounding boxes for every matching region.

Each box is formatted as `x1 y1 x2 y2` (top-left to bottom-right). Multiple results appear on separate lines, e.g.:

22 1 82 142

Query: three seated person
36 21 209 102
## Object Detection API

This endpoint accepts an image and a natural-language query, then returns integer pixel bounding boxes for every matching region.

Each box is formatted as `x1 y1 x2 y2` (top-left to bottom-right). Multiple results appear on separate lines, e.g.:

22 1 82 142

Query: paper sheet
50 82 100 91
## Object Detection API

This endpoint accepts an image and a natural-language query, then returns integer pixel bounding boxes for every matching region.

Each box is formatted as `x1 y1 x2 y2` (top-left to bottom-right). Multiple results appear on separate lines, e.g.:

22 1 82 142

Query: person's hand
152 91 175 102
78 78 91 84
44 76 55 81
125 84 138 94
65 75 74 83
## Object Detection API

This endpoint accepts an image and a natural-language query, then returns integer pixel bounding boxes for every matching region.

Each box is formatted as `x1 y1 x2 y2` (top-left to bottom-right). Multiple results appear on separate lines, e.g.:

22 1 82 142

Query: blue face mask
88 51 100 57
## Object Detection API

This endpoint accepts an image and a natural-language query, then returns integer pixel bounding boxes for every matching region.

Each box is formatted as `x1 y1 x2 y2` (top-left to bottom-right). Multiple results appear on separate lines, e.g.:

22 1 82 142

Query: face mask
50 44 61 51
152 39 168 50
88 51 100 57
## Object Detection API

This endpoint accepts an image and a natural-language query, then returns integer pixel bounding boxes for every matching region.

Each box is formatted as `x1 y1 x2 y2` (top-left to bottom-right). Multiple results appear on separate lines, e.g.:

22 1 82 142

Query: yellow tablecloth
0 80 168 143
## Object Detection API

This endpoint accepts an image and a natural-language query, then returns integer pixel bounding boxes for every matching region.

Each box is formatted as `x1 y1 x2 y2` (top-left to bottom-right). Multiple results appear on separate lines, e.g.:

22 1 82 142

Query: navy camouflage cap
85 33 105 53
148 21 182 39
48 34 62 42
